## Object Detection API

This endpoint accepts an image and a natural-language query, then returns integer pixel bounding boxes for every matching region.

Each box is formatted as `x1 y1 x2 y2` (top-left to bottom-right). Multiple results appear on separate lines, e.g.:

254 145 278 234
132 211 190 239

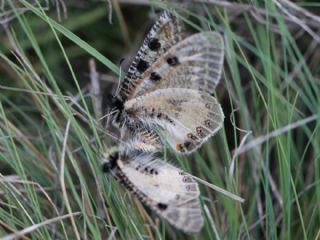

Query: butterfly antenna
99 109 118 121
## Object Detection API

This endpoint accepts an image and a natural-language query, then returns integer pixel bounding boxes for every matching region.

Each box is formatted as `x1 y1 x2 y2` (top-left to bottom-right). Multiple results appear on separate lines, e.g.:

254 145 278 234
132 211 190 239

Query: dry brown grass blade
111 0 130 46
59 120 81 240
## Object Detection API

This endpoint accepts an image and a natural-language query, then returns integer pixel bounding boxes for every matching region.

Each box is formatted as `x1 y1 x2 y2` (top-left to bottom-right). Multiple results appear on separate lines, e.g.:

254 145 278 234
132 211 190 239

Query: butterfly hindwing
130 32 224 98
119 11 182 101
124 88 224 154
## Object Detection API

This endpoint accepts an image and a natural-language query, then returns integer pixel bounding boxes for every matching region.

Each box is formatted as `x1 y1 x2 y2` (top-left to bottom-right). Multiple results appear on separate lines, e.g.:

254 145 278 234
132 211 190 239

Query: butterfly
109 11 225 154
102 130 204 234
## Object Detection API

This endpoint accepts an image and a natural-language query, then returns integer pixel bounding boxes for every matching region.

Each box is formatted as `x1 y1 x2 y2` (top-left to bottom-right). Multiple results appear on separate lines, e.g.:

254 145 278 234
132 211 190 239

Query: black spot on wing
136 59 149 73
157 203 168 210
183 141 193 150
150 72 162 82
167 56 179 66
148 38 161 51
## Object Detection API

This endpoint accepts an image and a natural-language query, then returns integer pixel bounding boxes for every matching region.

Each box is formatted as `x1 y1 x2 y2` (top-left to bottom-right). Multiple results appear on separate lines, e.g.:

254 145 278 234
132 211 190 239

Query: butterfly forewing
124 88 224 153
130 32 224 98
119 11 182 101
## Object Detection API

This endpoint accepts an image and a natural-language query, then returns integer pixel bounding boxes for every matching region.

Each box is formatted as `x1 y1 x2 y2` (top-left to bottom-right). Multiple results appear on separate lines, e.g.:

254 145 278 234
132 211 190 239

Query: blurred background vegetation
0 0 319 239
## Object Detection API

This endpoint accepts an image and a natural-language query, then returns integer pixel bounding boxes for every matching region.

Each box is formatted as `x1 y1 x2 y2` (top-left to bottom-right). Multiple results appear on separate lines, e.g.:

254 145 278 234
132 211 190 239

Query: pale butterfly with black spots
108 11 225 154
102 130 204 234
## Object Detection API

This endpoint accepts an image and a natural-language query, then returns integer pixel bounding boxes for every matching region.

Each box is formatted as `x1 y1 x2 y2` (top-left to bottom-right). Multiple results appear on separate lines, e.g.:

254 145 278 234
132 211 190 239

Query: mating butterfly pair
102 11 224 234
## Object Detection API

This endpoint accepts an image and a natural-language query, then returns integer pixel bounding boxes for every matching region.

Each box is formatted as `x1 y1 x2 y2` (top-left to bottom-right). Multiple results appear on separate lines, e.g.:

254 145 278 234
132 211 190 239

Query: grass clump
0 0 319 239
